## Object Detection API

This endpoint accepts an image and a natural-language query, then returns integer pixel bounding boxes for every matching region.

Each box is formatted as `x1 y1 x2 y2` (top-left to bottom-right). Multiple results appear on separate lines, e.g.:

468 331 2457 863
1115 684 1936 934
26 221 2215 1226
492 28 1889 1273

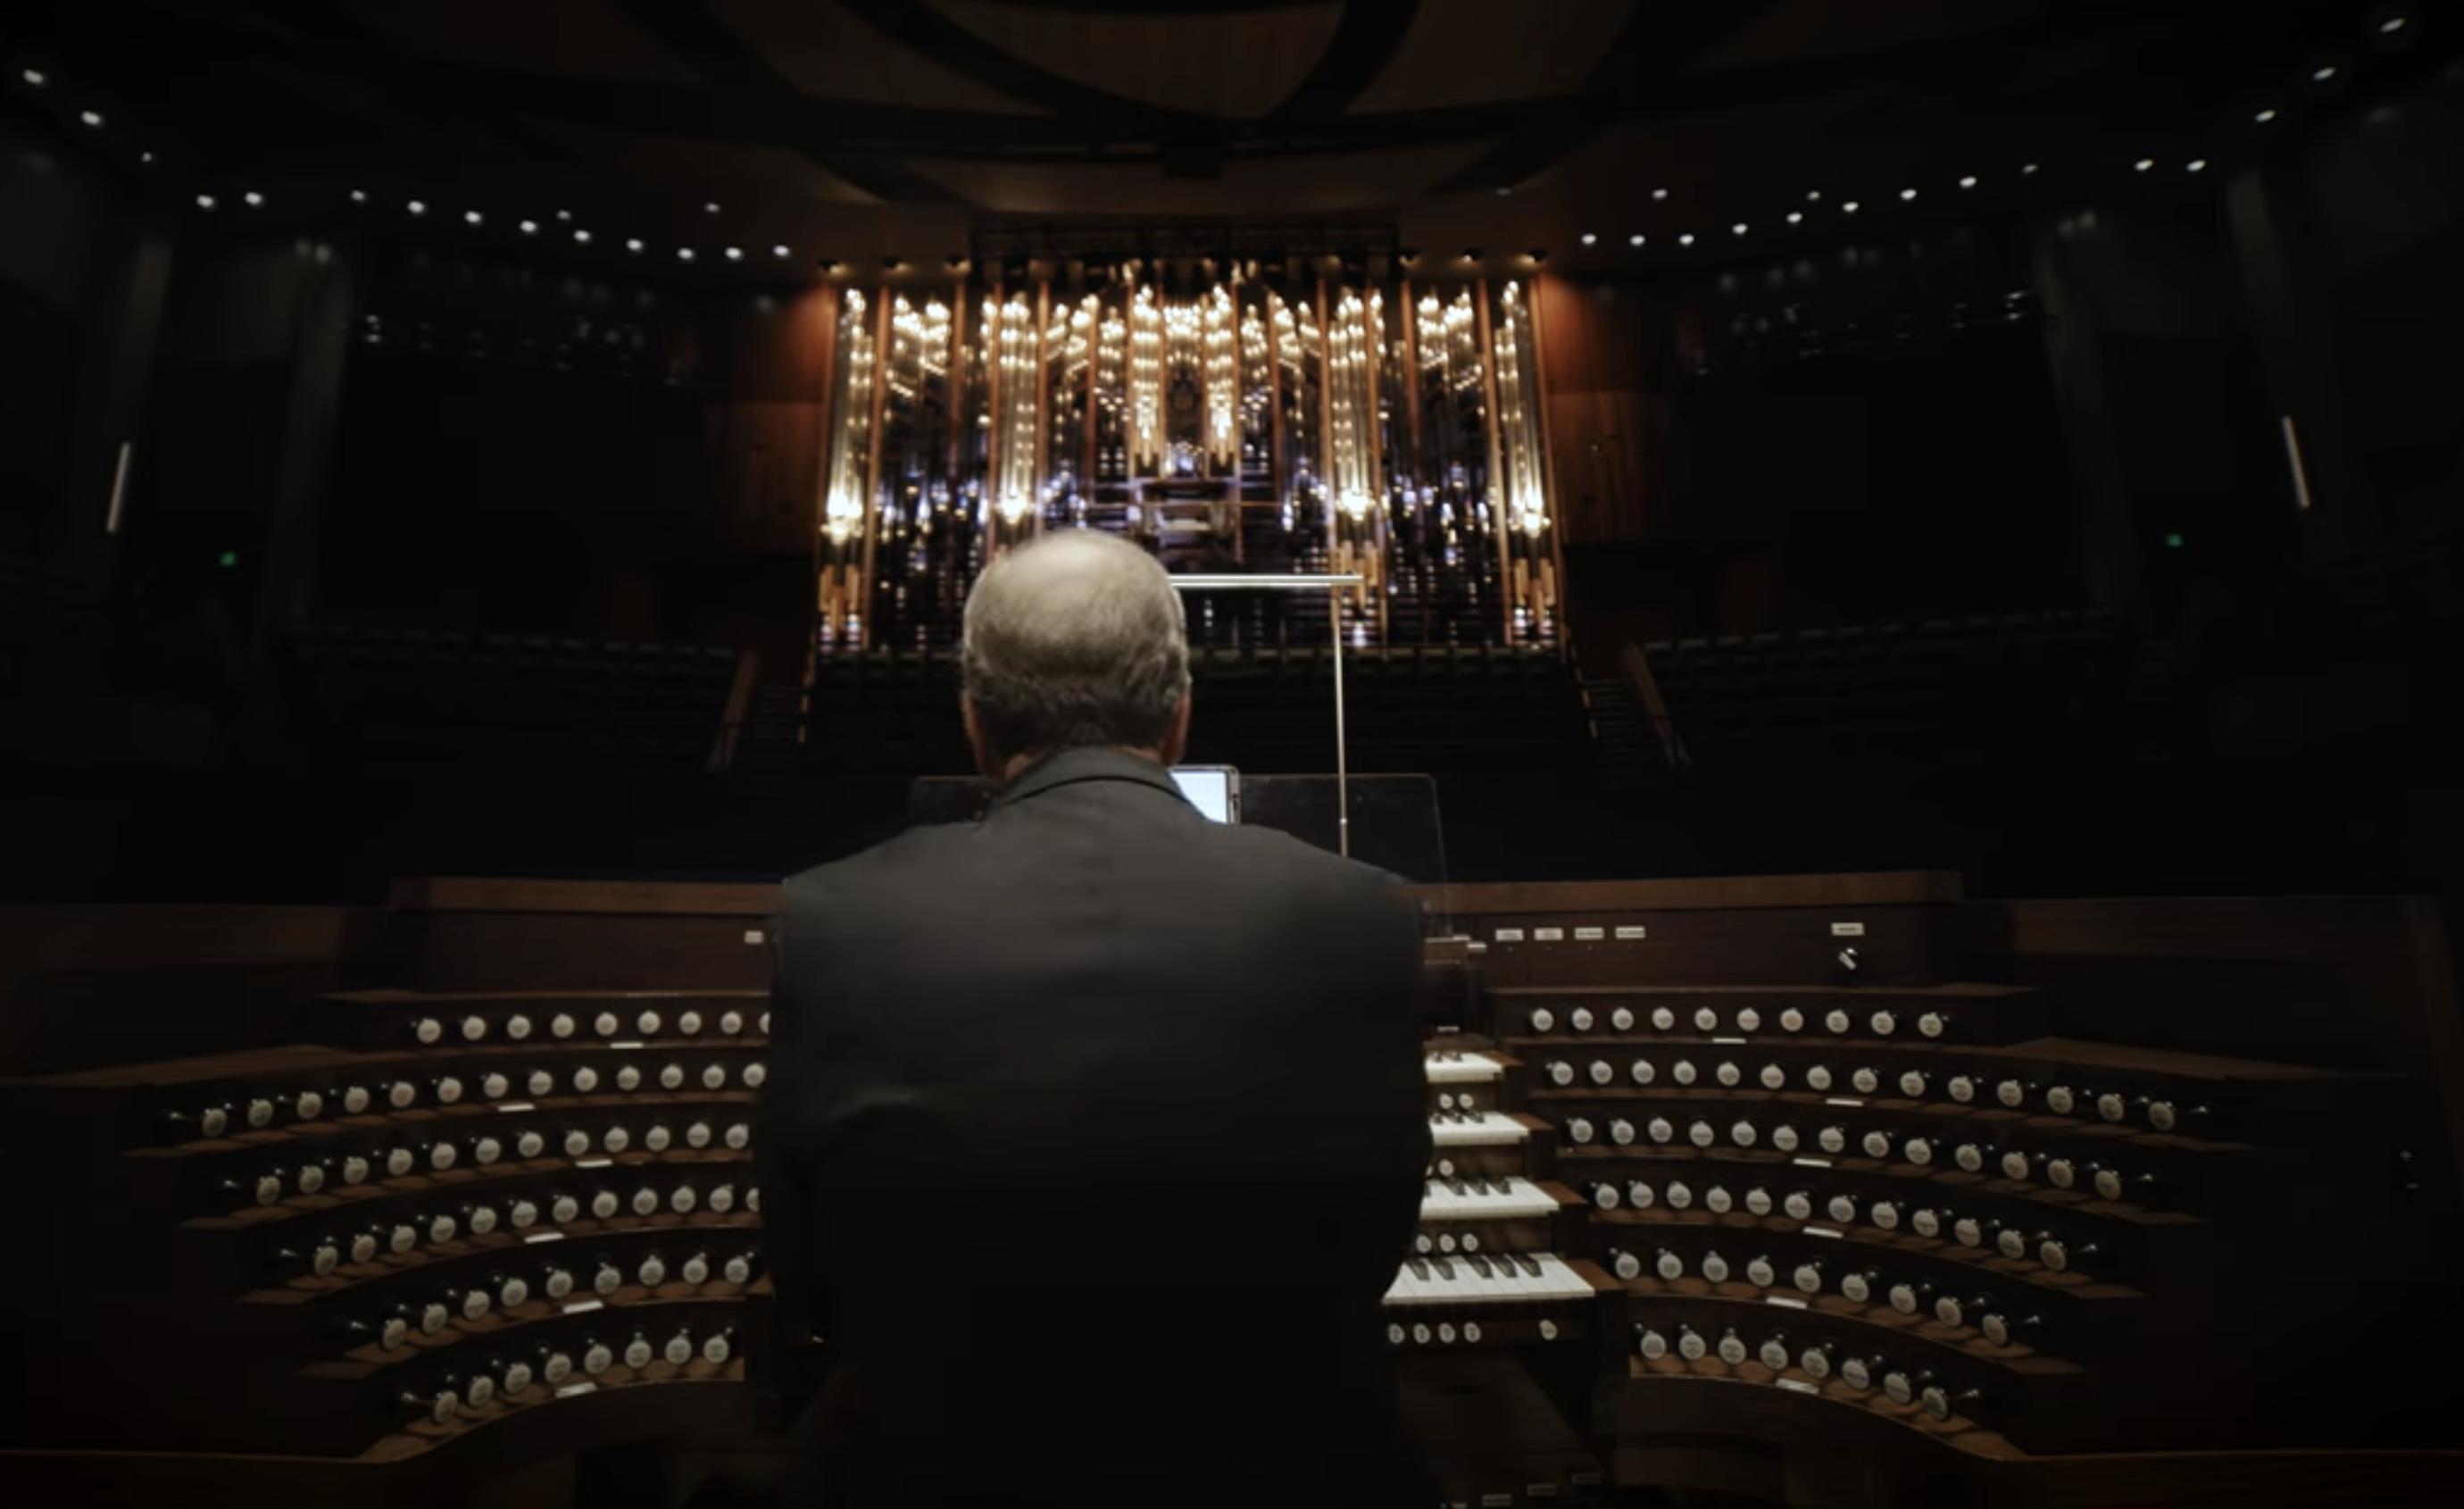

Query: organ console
2 871 2461 1508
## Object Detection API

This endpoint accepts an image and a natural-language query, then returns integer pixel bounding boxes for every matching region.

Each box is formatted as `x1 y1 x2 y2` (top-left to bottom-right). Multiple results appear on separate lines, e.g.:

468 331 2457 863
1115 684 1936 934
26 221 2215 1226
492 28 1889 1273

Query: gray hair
961 529 1190 758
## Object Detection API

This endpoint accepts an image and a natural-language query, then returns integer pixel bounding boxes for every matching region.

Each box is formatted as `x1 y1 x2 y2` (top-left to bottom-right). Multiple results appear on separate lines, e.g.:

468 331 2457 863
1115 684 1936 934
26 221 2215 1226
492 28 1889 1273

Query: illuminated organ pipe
816 289 876 646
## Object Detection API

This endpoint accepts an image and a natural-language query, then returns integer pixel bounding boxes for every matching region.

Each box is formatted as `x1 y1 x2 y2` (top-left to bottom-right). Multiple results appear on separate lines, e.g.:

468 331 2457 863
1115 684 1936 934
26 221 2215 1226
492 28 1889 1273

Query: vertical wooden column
857 286 892 649
1525 277 1570 647
1032 280 1053 535
1474 278 1512 645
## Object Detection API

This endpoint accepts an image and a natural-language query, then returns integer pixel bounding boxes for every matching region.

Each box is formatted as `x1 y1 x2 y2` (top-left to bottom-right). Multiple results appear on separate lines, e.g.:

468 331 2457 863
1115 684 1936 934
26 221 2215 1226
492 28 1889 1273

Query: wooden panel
0 905 379 1077
387 879 777 916
1428 872 1963 916
1535 275 1667 546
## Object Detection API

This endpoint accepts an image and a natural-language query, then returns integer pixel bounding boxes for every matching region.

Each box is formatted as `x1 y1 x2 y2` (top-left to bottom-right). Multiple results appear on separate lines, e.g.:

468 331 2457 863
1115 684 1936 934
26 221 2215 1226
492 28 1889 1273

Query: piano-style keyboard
1424 1050 1506 1086
1428 1110 1529 1146
1420 1175 1561 1221
1385 1251 1597 1306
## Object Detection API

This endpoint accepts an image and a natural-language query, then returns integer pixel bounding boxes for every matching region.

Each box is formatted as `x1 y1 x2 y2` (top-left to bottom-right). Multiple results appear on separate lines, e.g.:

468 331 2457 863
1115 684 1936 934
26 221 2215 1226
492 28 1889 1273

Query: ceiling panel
1704 0 2050 70
328 0 703 84
1350 0 1636 113
712 0 1049 115
923 0 1346 119
907 141 1497 217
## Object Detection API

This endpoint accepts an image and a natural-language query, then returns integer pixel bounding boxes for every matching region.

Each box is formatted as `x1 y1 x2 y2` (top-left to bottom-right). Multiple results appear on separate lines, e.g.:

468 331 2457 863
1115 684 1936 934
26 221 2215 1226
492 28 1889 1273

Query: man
760 529 1432 1507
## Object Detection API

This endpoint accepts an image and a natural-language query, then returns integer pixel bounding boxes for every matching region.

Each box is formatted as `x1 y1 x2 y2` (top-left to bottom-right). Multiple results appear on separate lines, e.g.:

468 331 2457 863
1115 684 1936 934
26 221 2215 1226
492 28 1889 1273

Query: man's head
960 529 1192 780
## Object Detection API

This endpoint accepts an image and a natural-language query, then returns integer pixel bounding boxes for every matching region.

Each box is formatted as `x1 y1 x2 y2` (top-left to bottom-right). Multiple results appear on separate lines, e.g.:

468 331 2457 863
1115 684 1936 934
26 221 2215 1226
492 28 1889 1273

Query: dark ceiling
2 1 2435 271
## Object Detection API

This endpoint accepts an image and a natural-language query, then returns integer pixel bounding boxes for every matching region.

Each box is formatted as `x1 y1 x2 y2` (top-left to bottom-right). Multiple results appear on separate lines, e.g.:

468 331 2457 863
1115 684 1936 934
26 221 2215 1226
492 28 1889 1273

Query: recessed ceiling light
1786 212 1803 225
1805 190 1822 202
2255 108 2279 122
2135 158 2155 172
1731 223 1747 236
21 68 46 88
704 202 721 214
724 246 744 262
194 193 217 210
1652 188 1669 201
1494 186 1511 197
2312 65 2337 82
2187 159 2209 173
139 150 154 163
678 247 695 261
243 190 264 207
463 210 483 225
2381 15 2408 33
773 244 790 258
1843 201 1860 213
2022 162 2042 174
1901 188 1919 201
555 209 572 221
1627 233 1644 246
626 238 645 253
1580 232 1597 246
1959 175 1978 189
573 229 592 244
407 200 427 216
1677 232 1695 246
520 219 538 234
79 109 103 128
349 188 366 204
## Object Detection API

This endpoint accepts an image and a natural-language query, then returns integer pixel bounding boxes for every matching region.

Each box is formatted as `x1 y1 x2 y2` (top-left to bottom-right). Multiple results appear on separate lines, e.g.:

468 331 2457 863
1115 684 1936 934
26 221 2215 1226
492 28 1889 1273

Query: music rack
2 872 2460 1507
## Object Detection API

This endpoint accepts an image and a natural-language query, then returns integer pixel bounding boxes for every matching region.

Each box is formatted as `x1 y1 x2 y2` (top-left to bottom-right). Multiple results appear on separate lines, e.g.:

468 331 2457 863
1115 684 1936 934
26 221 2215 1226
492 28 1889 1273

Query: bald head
961 529 1192 773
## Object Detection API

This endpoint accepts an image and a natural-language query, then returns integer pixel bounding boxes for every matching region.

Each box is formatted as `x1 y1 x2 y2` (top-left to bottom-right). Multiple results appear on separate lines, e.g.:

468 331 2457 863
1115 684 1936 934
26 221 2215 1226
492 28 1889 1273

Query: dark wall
314 252 828 667
0 122 123 563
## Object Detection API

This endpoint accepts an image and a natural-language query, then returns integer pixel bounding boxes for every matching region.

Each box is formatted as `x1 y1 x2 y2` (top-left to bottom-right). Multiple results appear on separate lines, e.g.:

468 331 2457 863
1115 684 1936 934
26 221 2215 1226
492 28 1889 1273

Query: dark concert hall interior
4 2 2463 1505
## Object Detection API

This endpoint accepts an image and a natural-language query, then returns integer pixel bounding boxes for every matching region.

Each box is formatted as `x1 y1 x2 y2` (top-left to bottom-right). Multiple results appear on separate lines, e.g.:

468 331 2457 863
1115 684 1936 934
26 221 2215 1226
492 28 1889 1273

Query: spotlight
1843 201 1860 213
1901 188 1918 201
194 193 217 210
1652 188 1669 201
678 247 696 261
774 245 791 258
79 109 103 127
1805 190 1822 202
724 246 744 261
2187 159 2209 173
520 219 538 234
349 189 367 204
573 229 592 244
1959 175 1978 189
704 201 721 214
626 238 645 253
555 209 572 221
407 200 427 216
1731 223 1747 237
1677 232 1695 246
2382 15 2409 33
2135 158 2155 172
1627 233 1644 246
139 151 154 163
243 190 264 207
1580 232 1597 246
2255 108 2278 122
2312 65 2337 82
21 68 46 88
2023 162 2042 174
1786 212 1803 225
464 210 483 225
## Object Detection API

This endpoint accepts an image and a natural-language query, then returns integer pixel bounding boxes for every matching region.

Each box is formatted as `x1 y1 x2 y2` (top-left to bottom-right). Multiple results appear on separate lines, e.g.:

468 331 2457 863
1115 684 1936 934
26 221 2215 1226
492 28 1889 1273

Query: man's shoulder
1197 821 1416 916
779 823 975 911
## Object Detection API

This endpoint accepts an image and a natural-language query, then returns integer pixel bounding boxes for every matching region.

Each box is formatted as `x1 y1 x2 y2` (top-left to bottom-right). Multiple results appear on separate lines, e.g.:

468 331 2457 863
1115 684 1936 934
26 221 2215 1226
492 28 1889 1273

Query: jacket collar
992 746 1191 809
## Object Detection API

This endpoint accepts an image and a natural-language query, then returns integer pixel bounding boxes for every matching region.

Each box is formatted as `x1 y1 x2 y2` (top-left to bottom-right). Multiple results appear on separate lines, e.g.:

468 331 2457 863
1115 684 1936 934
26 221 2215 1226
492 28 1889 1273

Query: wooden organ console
3 872 2462 1507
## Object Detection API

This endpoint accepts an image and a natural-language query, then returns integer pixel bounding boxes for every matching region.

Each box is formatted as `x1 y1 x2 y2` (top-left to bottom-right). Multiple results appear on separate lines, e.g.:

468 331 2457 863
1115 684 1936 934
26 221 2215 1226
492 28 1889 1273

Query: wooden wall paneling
1535 276 1664 546
0 904 380 1075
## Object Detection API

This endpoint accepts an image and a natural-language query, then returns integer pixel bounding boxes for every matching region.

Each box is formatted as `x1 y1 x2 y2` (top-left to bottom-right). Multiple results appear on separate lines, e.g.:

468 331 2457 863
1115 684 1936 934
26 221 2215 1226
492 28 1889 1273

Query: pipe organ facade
813 271 1563 654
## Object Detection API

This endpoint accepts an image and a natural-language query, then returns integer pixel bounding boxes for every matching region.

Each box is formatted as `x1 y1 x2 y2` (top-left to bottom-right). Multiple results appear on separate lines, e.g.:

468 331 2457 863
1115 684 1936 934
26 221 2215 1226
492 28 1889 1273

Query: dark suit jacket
760 747 1431 1507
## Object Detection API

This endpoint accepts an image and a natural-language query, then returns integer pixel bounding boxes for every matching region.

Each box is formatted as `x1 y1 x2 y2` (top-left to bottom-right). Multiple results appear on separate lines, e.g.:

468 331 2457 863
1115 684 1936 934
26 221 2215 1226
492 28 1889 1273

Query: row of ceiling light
11 9 2427 276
